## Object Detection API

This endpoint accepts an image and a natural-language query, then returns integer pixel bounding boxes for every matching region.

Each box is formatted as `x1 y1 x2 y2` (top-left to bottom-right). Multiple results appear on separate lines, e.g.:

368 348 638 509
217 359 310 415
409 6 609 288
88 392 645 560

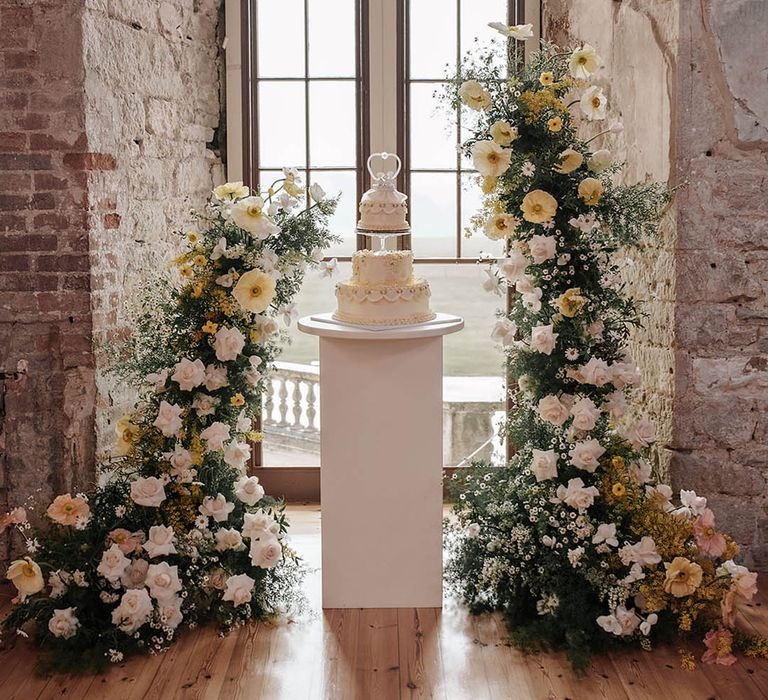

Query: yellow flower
233 269 277 313
480 176 498 194
7 557 44 598
191 282 205 298
611 456 625 469
554 287 588 317
547 116 563 133
250 328 263 344
611 482 626 497
187 231 199 244
539 71 555 86
115 414 140 455
578 177 604 205
213 181 250 200
180 265 194 279
230 393 245 407
489 120 518 146
471 140 512 177
553 148 584 174
193 255 207 267
484 213 519 241
663 557 703 598
520 189 558 223
283 172 304 198
202 321 218 335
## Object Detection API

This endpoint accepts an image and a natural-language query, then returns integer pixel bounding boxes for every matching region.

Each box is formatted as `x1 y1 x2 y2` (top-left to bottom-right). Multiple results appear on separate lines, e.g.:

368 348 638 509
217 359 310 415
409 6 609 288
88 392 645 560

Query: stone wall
0 0 97 562
0 0 223 564
82 0 224 452
542 0 768 568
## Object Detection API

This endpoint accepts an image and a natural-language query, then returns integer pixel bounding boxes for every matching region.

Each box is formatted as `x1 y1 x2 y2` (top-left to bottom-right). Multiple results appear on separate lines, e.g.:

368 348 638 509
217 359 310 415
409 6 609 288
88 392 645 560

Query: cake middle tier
352 249 413 286
334 278 435 326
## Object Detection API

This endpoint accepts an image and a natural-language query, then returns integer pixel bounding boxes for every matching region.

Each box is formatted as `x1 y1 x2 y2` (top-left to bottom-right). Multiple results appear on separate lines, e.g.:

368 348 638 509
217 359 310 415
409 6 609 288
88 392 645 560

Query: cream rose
111 588 153 633
537 395 570 426
130 476 167 508
530 324 558 355
200 421 231 451
213 326 246 362
570 397 600 432
578 357 611 386
121 559 149 589
622 419 657 449
224 441 252 471
215 527 245 552
250 535 283 569
152 400 183 438
234 475 265 506
145 562 182 602
199 493 235 523
242 511 279 539
204 364 229 391
143 525 177 558
568 438 606 473
171 357 206 392
556 477 599 511
48 607 80 639
531 449 558 482
527 235 557 264
222 573 256 607
97 544 130 583
497 251 528 281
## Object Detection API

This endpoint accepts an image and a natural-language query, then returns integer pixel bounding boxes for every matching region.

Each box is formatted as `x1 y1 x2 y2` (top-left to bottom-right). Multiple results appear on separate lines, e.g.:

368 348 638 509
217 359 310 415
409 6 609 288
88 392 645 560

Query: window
225 0 540 477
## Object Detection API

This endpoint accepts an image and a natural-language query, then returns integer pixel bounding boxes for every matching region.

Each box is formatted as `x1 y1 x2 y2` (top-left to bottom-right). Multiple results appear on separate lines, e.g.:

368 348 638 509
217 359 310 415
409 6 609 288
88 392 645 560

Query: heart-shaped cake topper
367 152 402 183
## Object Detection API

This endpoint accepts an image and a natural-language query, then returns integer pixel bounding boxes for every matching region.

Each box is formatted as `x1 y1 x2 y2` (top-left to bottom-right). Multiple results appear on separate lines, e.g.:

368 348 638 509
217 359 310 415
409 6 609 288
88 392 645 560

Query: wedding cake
333 153 435 326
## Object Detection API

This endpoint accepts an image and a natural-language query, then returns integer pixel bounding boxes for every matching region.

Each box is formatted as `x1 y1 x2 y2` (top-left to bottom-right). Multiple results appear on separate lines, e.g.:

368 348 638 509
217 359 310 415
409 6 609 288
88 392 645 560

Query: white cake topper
367 152 402 187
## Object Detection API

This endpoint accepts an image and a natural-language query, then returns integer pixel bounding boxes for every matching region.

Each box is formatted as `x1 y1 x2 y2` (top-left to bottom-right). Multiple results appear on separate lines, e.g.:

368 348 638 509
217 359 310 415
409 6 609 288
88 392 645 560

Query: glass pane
409 0 457 79
263 262 351 467
311 170 358 257
410 172 456 258
257 0 305 78
309 82 356 167
461 0 508 63
415 263 506 465
308 0 355 77
258 82 306 168
460 173 505 258
410 83 457 169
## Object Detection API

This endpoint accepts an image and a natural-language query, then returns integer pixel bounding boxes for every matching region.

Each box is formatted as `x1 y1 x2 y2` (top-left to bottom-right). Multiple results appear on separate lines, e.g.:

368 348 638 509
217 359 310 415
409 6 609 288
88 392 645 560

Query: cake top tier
351 249 413 286
357 152 410 233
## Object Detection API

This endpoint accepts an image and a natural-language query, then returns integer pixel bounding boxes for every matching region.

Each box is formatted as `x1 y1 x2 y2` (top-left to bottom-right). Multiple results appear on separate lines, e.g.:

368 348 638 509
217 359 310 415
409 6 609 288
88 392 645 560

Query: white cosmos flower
488 21 533 40
471 140 512 177
491 318 517 347
230 196 280 239
580 85 607 121
211 237 228 261
569 43 600 79
199 494 235 523
152 401 183 437
309 182 326 202
319 258 338 278
200 421 231 451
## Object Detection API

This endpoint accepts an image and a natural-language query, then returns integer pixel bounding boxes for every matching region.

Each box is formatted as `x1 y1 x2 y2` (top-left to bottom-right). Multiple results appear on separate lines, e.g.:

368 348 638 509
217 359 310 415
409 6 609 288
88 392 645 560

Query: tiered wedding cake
333 153 435 326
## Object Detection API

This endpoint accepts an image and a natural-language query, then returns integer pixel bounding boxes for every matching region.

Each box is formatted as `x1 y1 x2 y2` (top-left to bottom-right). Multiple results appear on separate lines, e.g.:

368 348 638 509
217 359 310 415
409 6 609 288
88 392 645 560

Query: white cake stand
298 313 464 608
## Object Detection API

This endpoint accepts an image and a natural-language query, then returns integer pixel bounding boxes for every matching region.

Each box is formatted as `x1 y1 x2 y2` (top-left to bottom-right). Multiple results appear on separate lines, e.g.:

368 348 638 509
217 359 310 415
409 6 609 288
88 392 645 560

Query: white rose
578 357 611 386
568 438 606 473
145 562 182 602
497 250 528 281
204 364 229 391
556 477 599 511
531 449 558 482
143 525 177 558
222 573 256 606
152 401 183 437
199 493 235 523
530 324 558 355
165 443 194 473
610 361 641 388
171 357 206 391
588 149 612 173
570 397 600 432
234 475 265 506
250 534 283 569
604 390 628 421
146 368 169 393
537 395 570 426
97 544 130 583
619 536 661 567
224 441 251 471
112 588 153 633
592 523 618 547
622 419 657 449
130 476 167 508
200 421 231 451
215 527 244 552
628 459 652 484
491 318 517 347
121 559 149 589
527 235 557 264
214 326 246 362
192 393 219 418
158 596 184 629
679 489 707 517
586 320 604 338
48 607 80 639
242 511 279 539
465 523 481 538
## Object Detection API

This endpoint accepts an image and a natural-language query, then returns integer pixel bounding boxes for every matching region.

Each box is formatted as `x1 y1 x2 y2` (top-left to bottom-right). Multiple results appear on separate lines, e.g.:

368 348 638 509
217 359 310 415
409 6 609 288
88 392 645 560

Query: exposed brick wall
0 0 97 562
542 0 768 568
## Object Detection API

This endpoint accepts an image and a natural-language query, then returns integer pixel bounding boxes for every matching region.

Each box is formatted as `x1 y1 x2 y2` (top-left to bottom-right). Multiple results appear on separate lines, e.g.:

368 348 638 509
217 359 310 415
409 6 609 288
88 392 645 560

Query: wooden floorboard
1 503 768 699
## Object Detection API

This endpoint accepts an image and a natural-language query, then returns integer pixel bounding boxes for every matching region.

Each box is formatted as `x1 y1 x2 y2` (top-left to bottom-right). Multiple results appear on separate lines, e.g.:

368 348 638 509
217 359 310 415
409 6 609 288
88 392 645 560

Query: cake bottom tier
334 278 435 326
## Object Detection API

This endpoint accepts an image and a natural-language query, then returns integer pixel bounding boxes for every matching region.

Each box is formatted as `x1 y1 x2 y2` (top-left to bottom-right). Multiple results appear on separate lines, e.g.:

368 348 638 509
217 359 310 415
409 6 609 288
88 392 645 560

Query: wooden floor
2 505 768 699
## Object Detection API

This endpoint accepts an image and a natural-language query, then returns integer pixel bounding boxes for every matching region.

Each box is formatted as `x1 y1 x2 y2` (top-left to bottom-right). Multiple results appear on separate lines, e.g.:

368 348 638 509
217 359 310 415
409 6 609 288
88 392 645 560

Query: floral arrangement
443 24 763 670
1 170 338 672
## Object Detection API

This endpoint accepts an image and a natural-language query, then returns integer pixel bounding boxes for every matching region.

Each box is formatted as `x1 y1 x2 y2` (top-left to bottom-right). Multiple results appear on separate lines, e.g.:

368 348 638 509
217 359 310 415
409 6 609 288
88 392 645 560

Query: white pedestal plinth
299 313 463 608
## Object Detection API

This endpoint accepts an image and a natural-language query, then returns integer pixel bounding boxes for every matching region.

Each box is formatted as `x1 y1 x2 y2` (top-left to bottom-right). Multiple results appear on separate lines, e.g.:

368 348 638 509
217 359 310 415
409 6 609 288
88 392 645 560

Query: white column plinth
299 313 463 608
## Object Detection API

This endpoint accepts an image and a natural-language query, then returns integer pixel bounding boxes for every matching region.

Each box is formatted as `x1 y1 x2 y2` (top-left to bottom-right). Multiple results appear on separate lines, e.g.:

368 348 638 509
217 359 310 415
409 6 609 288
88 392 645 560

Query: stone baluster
277 376 289 426
291 379 303 428
305 379 317 433
263 377 275 425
